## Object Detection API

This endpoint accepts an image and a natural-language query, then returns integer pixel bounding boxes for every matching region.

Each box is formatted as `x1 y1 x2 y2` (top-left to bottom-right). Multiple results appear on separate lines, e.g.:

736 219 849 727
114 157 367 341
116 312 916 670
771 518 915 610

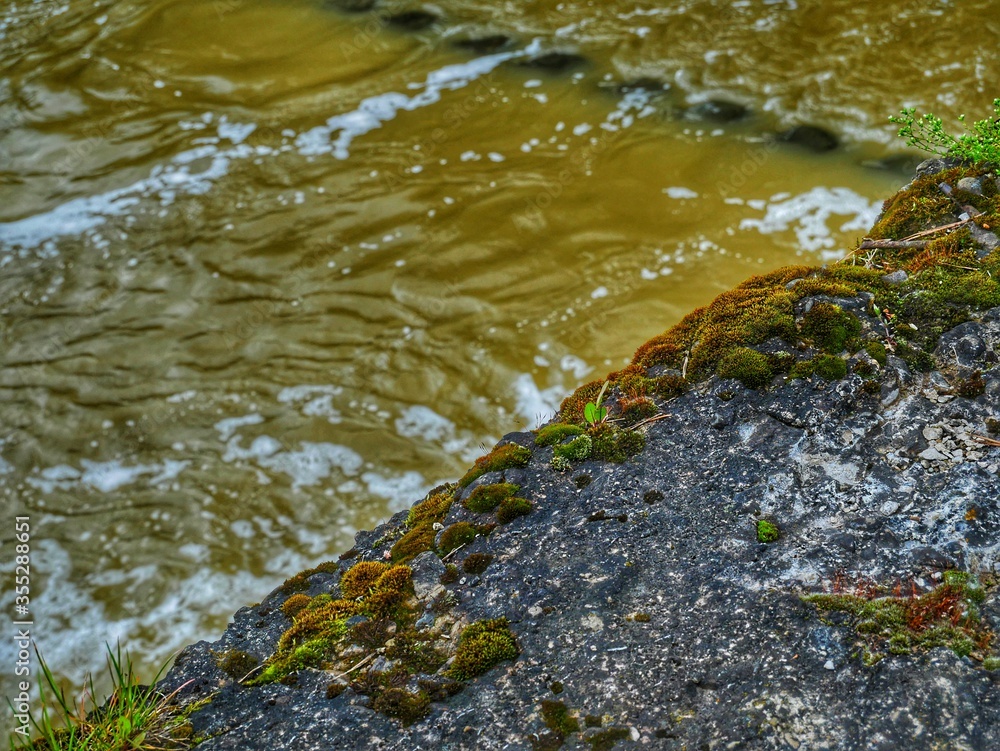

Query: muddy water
0 0 997 697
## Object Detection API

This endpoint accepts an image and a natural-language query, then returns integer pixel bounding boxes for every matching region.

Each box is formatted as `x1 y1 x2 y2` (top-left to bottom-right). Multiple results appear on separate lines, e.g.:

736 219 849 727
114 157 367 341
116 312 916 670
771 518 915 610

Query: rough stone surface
160 308 1000 750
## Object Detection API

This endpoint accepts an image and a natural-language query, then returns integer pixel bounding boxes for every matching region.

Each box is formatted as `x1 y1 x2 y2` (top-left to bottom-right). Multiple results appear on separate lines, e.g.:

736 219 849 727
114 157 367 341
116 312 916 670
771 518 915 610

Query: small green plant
8 644 189 751
890 99 1000 165
584 381 609 426
756 519 780 543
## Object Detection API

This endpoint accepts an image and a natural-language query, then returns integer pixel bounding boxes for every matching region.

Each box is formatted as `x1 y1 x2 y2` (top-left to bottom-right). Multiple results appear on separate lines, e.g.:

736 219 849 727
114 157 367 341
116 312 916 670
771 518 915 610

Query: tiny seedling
584 381 610 426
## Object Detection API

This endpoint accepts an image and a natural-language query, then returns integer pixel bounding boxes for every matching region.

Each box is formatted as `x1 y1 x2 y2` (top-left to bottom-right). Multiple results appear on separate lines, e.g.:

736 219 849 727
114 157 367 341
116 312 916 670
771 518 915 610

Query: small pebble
824 660 835 670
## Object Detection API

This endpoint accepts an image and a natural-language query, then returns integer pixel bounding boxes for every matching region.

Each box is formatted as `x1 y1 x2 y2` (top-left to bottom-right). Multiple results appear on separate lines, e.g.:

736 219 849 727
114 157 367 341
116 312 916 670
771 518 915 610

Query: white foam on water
214 413 264 441
277 385 343 423
0 117 259 250
395 405 455 443
363 470 432 512
665 186 699 199
1 43 536 251
0 537 305 700
295 41 540 160
560 355 593 380
739 187 880 256
512 373 565 429
26 458 190 494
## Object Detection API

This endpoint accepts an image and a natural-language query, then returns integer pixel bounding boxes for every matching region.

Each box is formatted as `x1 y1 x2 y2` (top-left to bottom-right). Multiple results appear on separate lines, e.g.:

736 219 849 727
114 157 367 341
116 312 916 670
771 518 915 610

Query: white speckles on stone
581 613 604 632
880 501 900 516
824 660 835 670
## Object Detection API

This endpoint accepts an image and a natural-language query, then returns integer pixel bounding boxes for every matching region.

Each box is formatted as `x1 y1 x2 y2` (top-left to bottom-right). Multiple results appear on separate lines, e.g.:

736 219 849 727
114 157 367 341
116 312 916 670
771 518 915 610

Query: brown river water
0 0 997 700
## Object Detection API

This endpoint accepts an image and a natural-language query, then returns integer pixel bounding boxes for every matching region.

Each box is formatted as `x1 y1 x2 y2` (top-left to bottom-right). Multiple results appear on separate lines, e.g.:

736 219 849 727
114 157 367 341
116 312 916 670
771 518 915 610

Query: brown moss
497 496 533 523
462 553 494 575
370 688 431 726
618 396 658 425
281 594 312 619
340 561 390 600
391 524 436 564
559 380 604 423
215 649 258 680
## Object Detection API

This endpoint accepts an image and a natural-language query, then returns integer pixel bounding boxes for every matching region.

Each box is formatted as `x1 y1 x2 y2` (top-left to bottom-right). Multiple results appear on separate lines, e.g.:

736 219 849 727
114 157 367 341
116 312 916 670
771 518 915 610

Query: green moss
584 715 603 728
756 519 780 544
801 302 862 354
716 347 774 389
553 434 592 464
588 727 631 750
541 700 580 736
438 522 477 554
536 423 586 446
464 482 519 513
459 444 532 488
371 688 431 726
896 341 936 373
586 423 645 463
864 340 888 366
802 574 995 665
462 553 494 575
497 496 533 523
813 354 848 381
447 618 519 680
215 649 258 680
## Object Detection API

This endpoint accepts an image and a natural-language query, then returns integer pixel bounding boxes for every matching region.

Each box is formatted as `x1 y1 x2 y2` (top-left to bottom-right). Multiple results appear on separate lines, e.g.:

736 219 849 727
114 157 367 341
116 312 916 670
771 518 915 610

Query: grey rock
779 124 838 152
687 99 750 123
881 269 908 285
957 177 984 195
159 307 1000 751
408 551 446 600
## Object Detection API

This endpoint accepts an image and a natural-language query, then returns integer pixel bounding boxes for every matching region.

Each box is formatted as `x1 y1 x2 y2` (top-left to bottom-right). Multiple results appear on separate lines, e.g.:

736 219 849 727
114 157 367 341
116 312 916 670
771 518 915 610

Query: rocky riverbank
160 161 1000 750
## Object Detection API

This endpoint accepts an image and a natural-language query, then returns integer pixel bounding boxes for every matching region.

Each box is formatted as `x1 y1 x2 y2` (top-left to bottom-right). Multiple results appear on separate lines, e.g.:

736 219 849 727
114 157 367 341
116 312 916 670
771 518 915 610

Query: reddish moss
618 396 657 425
558 379 604 423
